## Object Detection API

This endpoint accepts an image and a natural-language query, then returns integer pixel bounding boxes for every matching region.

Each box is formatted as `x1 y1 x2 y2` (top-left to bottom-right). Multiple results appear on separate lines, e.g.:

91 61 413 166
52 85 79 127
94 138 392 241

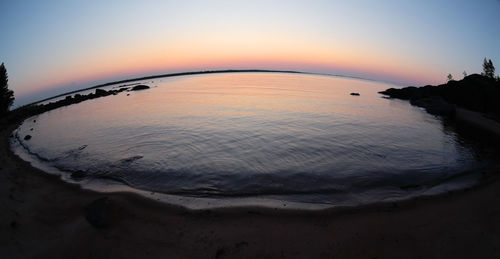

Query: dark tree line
448 58 498 82
483 58 496 79
1 62 15 116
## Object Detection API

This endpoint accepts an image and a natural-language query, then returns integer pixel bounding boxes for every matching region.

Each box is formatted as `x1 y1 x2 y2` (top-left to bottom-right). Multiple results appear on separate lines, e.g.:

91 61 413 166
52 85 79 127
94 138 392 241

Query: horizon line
21 69 401 109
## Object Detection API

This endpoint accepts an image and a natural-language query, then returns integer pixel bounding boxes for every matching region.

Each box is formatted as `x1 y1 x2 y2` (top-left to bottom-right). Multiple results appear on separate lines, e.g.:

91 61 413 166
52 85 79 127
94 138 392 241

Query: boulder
350 92 360 96
85 197 110 228
95 89 109 96
24 135 32 140
131 85 150 91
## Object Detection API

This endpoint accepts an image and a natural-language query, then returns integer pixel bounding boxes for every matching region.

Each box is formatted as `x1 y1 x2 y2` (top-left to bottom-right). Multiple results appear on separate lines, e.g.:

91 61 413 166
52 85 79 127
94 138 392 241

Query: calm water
11 72 495 207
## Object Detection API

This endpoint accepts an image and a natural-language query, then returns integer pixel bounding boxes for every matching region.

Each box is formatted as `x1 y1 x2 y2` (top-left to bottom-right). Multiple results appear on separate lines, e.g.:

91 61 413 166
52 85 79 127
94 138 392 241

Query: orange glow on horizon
24 38 441 96
7 1 499 107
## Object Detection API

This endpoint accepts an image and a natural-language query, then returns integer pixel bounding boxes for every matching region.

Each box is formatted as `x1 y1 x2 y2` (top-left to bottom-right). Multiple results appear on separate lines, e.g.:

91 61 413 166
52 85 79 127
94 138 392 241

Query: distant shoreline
3 69 401 131
26 69 400 108
30 69 304 106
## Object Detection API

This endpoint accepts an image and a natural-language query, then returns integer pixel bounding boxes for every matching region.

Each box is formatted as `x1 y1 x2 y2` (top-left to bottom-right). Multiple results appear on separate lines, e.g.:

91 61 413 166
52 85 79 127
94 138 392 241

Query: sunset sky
1 0 499 107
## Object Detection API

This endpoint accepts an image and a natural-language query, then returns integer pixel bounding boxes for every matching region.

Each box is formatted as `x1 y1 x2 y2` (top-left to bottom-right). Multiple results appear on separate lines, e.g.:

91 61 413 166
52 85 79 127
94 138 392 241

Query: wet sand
1 121 500 259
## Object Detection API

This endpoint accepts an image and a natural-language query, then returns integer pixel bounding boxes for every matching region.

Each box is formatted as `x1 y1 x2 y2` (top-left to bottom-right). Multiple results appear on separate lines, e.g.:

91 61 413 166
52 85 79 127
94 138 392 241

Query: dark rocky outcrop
379 74 500 117
85 197 110 228
2 87 132 125
131 85 150 91
350 93 360 96
24 135 31 140
95 89 110 97
410 96 455 116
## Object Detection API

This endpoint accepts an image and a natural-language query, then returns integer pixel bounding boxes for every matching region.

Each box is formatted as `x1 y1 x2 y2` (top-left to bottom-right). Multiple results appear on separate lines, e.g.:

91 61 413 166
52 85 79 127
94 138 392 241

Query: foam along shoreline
2 121 500 258
8 128 488 211
10 128 334 210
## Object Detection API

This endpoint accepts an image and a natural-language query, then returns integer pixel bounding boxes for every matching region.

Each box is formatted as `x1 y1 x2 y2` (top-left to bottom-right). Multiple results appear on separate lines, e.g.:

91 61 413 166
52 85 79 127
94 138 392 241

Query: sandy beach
2 0 499 257
1 119 500 259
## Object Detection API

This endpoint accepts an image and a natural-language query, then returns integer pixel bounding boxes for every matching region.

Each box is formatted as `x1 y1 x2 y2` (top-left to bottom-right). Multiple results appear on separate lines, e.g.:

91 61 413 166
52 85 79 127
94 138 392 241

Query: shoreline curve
2 119 500 257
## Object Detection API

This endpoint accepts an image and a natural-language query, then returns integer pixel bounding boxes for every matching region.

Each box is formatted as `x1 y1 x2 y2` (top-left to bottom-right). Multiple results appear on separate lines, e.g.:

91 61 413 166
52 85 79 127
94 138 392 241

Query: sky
1 0 499 107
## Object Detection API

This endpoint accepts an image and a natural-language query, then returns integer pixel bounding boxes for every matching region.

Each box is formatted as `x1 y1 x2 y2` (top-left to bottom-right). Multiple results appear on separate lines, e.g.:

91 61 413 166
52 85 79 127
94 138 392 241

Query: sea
10 72 499 209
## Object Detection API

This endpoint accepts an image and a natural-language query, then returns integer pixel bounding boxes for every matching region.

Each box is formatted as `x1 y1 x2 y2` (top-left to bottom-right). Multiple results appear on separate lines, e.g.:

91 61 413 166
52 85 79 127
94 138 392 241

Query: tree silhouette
447 73 453 81
463 71 467 78
482 58 495 78
0 62 15 116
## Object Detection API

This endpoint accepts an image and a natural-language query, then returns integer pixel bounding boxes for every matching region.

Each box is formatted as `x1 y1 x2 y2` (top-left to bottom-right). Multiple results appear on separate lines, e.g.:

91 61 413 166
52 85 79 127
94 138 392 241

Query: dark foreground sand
1 122 500 259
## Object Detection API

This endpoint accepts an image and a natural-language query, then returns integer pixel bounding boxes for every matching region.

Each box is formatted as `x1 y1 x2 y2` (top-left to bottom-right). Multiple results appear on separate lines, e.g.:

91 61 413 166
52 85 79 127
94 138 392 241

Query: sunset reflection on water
14 72 484 205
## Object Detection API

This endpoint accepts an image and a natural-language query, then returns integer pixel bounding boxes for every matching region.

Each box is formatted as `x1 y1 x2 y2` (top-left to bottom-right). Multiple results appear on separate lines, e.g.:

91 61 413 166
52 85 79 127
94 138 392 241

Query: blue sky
1 0 499 107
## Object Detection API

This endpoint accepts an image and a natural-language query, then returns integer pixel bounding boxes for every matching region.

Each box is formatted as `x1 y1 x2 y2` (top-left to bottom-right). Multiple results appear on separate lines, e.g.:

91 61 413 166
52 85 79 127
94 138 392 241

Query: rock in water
85 197 110 228
24 135 32 140
131 85 150 91
95 89 109 96
120 155 144 163
350 92 360 96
